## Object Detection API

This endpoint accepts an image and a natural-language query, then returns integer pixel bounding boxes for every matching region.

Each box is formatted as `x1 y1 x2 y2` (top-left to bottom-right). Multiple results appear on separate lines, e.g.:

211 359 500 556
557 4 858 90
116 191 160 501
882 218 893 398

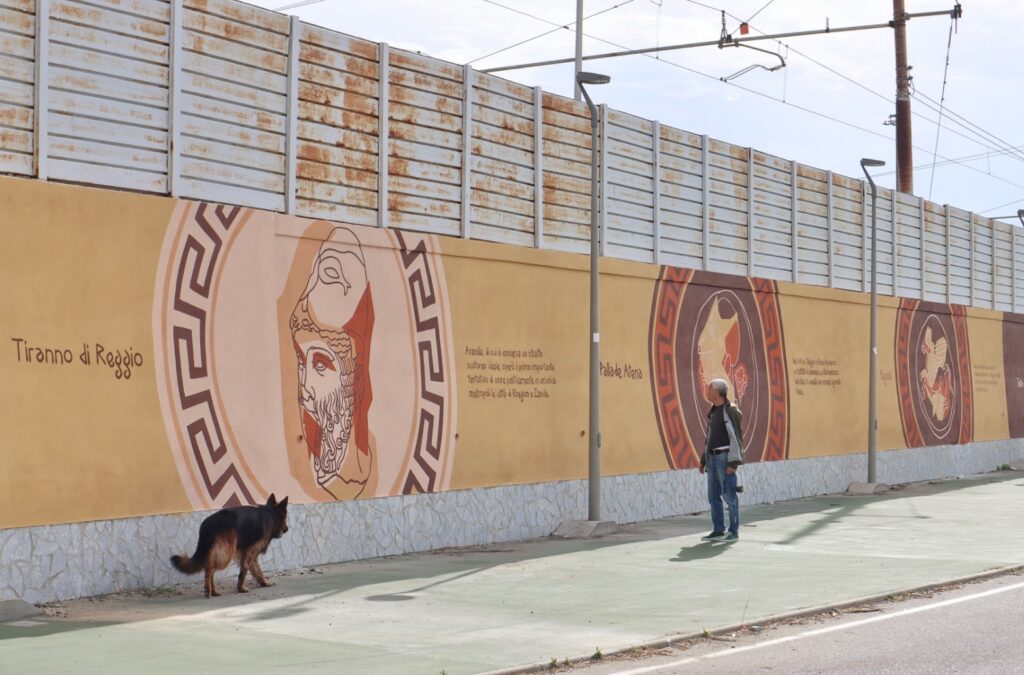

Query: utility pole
893 0 913 195
574 0 584 100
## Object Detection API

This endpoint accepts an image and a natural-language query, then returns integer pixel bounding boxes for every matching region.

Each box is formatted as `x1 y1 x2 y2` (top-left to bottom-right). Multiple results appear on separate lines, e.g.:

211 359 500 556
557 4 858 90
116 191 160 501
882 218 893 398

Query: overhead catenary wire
876 144 1024 177
927 15 956 200
911 94 1024 167
475 0 1024 193
743 0 777 24
978 196 1024 215
471 0 636 64
690 1 1014 159
913 89 1024 165
687 0 1024 189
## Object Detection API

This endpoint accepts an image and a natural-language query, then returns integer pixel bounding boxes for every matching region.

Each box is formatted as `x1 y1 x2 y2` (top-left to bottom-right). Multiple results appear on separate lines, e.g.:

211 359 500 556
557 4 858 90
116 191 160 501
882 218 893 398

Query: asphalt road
576 573 1024 675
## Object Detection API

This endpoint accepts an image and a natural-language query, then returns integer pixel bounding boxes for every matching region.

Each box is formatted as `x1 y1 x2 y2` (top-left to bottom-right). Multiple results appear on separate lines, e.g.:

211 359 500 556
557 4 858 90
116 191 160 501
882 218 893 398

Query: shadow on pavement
670 541 734 562
9 471 1018 637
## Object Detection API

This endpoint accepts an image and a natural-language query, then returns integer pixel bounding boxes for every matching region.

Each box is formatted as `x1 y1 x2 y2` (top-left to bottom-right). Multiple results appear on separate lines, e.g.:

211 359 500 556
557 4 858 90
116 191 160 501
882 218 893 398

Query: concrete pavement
1 471 1022 674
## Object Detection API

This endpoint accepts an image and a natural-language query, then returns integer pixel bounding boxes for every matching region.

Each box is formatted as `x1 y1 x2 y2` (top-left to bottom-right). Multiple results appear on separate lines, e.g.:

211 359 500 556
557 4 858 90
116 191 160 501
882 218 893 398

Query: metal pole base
845 482 889 496
553 520 617 539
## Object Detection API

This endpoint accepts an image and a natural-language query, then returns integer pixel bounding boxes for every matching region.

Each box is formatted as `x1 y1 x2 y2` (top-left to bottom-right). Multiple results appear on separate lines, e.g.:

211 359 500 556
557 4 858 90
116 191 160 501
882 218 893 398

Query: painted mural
1 177 1021 529
153 202 457 509
1005 314 1024 439
648 269 789 469
894 300 974 447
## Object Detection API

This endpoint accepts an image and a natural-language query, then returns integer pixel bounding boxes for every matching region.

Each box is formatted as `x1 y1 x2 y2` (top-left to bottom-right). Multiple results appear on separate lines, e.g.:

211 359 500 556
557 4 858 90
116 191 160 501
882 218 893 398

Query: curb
0 599 41 622
481 564 1024 675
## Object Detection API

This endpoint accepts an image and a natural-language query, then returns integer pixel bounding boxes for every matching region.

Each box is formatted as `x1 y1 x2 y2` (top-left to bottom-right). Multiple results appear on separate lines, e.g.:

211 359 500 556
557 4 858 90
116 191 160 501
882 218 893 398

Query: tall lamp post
578 71 610 521
861 158 885 485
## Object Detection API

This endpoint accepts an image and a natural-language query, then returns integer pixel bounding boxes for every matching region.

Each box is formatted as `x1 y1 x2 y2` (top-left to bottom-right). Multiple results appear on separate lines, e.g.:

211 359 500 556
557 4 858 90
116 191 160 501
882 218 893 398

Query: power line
683 1 1011 159
687 1 1024 184
978 196 1024 215
914 89 1024 165
743 0 776 24
476 0 1024 193
471 0 636 65
911 92 1024 166
877 144 1024 177
927 16 956 200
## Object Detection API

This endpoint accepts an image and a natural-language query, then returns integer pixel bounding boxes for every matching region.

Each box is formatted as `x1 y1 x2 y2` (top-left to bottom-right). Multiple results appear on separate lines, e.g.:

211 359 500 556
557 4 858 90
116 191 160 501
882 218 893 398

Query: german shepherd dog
170 494 290 597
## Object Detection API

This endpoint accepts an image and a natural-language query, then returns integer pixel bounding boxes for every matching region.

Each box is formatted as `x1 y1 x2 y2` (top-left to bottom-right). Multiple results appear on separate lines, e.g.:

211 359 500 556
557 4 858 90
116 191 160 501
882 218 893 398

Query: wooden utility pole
893 0 914 195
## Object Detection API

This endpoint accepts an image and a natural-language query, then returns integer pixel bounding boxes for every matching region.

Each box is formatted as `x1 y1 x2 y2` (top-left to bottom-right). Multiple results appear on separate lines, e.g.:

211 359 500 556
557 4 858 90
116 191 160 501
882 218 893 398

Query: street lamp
861 158 885 485
578 71 610 522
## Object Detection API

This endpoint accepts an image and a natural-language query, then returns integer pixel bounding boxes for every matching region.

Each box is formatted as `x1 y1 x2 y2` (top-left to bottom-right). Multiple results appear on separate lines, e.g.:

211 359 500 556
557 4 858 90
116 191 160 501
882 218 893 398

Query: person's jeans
707 451 739 534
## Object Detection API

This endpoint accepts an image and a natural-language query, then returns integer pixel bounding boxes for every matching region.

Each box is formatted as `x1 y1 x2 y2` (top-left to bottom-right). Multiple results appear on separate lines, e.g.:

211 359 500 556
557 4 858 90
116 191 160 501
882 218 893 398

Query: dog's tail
170 553 201 575
170 524 219 575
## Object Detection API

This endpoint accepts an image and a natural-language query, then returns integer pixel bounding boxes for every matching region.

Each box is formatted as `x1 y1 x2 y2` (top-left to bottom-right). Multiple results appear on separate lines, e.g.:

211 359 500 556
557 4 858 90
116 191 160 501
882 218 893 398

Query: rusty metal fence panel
795 164 829 287
947 207 973 306
176 0 288 210
706 138 749 277
470 72 536 247
992 220 1013 311
44 0 170 192
295 25 379 226
894 193 923 298
829 173 865 292
922 200 948 302
865 187 897 297
656 125 703 270
1 0 1021 314
750 151 793 281
539 92 591 254
384 48 462 237
971 213 994 308
603 109 654 263
0 0 34 175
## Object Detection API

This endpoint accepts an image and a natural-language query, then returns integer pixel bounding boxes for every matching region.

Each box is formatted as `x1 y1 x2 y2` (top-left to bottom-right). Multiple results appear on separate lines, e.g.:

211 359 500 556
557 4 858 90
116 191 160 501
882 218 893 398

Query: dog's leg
205 566 219 597
251 556 273 587
237 552 250 593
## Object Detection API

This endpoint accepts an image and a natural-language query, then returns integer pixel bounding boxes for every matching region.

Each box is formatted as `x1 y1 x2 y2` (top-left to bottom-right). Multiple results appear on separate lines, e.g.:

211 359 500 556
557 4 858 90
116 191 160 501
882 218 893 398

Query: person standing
699 378 743 542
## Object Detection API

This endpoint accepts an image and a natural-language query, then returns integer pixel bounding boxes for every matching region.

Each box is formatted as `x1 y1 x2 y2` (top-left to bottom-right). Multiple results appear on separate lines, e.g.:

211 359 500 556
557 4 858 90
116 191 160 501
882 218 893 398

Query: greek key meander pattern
752 277 789 462
395 230 449 495
952 305 974 444
650 266 693 468
170 203 254 507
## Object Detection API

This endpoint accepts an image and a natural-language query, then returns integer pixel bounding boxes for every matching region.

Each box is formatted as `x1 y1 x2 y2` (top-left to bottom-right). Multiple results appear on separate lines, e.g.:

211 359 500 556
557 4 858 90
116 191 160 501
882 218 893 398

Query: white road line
614 579 1024 674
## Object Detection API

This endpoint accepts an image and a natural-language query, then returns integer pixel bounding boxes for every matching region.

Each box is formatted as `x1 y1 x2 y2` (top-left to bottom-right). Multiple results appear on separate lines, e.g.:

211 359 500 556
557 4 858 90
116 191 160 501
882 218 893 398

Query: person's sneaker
721 532 739 543
701 531 725 541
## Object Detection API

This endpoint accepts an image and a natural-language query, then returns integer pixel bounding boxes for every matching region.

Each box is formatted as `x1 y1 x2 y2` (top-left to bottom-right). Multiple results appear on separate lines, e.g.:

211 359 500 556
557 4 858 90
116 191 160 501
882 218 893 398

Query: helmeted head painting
289 227 376 499
649 268 790 470
154 204 457 509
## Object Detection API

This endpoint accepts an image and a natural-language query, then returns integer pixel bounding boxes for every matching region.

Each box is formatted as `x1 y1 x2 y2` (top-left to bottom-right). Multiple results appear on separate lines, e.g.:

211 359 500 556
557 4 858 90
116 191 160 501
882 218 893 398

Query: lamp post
578 71 610 522
861 158 885 484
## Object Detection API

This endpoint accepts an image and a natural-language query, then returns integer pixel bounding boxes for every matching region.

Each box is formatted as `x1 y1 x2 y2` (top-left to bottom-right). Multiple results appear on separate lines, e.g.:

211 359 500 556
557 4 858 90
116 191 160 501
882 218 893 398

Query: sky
250 0 1024 225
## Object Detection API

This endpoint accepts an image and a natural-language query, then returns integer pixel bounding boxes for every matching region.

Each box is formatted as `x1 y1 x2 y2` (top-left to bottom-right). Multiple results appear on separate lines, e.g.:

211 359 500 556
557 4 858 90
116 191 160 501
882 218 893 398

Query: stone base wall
2 439 1021 604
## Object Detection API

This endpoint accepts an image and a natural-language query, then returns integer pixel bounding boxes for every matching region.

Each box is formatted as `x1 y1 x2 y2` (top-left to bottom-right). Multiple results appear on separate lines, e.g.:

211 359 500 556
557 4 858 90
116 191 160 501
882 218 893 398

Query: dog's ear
266 493 277 506
278 496 289 509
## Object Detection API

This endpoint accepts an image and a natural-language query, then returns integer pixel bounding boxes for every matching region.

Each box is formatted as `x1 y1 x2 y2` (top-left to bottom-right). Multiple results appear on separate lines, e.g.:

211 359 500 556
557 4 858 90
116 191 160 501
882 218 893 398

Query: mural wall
1 176 1020 530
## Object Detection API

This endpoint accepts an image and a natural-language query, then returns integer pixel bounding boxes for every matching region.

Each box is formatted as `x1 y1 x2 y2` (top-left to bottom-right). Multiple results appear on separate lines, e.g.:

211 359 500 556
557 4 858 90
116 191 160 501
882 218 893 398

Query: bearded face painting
290 227 376 499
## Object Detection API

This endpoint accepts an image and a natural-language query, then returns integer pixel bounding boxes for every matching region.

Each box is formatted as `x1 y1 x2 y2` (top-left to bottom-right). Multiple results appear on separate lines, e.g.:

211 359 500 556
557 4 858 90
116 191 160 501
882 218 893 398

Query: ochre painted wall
1 179 190 527
1 177 1019 529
